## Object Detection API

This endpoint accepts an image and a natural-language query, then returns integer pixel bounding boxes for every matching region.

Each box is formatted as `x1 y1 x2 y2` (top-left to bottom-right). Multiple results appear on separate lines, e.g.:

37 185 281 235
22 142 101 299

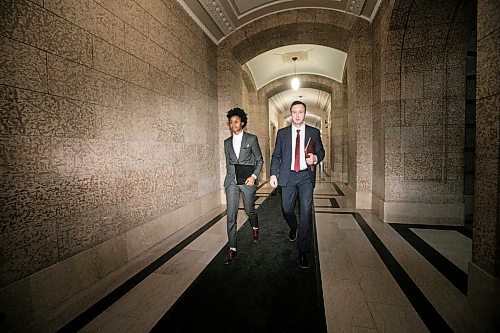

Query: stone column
217 45 243 199
331 81 348 182
346 20 373 209
468 1 500 330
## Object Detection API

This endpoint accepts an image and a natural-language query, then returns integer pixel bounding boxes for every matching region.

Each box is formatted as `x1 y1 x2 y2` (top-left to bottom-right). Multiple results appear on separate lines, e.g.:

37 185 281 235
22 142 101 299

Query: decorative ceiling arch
178 0 381 44
246 44 347 90
261 74 340 116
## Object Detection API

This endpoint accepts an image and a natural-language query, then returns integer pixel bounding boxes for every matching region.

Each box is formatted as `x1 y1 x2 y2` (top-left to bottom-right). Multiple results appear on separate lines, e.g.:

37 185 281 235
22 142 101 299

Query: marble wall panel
31 233 128 318
0 135 53 175
0 0 217 302
41 10 93 65
88 0 125 48
382 100 401 127
296 8 320 24
48 54 128 108
385 153 403 180
383 73 401 101
403 152 442 180
96 0 149 36
135 0 167 28
472 179 497 271
446 97 465 124
475 156 498 187
404 25 448 48
402 71 424 99
403 99 445 126
476 31 500 99
385 180 450 203
384 127 401 154
477 0 500 40
408 2 455 27
401 48 429 71
15 88 95 138
446 152 463 181
123 23 151 61
475 95 500 159
2 0 92 66
93 38 149 88
386 30 404 50
57 204 126 259
0 36 47 93
1 177 61 233
400 126 423 153
446 67 466 97
422 125 444 153
0 221 58 287
446 125 464 153
383 49 401 74
122 83 150 112
44 0 92 28
0 85 24 135
47 0 126 48
423 70 445 98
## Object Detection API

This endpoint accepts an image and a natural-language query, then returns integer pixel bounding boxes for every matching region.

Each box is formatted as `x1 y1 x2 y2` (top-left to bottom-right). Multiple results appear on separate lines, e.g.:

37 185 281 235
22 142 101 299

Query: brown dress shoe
224 250 237 265
252 228 260 242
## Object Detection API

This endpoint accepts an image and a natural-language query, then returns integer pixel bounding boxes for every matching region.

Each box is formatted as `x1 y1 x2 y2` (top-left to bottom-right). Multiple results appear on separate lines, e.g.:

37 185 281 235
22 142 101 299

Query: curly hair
226 107 248 128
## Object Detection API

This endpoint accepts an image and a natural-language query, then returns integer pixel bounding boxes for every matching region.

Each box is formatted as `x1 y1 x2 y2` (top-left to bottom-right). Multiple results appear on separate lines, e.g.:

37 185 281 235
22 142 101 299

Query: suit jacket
224 132 264 188
270 124 325 188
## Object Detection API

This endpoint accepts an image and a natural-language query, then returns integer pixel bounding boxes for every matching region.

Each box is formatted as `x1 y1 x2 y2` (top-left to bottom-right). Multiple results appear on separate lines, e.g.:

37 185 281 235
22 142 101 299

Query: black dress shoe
299 252 310 269
288 228 297 241
224 250 237 265
252 228 260 242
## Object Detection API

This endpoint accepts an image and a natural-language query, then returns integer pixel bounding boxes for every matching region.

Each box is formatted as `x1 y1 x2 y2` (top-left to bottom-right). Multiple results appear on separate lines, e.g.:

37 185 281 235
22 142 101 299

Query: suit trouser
281 171 313 253
226 183 258 249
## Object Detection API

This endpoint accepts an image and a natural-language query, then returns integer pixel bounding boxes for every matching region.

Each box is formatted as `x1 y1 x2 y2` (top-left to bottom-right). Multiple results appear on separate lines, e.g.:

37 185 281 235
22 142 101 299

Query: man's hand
270 175 278 188
245 176 255 186
306 153 316 165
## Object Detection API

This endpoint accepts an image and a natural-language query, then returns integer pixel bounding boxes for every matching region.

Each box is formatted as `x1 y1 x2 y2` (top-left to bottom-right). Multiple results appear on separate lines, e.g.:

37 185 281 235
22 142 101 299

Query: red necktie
294 129 300 172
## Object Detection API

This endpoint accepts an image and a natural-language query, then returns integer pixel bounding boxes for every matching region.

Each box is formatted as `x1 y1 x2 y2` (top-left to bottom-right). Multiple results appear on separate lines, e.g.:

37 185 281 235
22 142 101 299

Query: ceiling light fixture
291 56 300 91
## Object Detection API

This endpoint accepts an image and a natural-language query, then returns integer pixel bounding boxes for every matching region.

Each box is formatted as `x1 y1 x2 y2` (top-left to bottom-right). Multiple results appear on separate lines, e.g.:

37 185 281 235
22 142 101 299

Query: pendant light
291 56 300 90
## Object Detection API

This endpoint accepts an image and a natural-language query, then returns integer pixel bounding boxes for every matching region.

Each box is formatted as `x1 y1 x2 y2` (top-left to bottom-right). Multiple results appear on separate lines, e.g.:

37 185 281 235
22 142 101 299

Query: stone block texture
0 0 218 289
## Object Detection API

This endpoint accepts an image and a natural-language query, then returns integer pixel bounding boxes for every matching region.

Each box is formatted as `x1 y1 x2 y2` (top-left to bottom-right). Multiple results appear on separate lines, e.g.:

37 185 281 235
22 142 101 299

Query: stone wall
331 81 347 182
346 20 373 208
0 0 218 330
468 0 500 330
371 0 473 224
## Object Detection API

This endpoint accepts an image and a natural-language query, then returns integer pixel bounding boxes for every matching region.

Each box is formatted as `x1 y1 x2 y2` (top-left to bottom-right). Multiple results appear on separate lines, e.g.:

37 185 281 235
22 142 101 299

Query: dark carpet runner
151 190 327 333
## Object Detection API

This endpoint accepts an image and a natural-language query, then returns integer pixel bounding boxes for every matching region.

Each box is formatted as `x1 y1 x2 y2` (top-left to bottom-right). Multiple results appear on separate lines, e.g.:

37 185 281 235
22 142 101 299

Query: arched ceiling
269 87 331 116
178 0 381 44
247 44 347 90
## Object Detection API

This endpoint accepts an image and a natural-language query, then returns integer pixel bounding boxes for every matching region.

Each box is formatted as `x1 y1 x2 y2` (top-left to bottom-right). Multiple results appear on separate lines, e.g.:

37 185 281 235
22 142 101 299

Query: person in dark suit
269 100 325 269
223 107 264 264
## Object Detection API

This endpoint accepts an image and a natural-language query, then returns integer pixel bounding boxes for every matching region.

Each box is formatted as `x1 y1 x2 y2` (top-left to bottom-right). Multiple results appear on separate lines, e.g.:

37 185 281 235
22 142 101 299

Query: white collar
233 131 243 138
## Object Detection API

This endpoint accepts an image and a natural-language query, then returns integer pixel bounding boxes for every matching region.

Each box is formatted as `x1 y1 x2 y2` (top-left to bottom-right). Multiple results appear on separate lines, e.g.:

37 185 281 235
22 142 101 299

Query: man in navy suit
270 101 325 268
223 108 263 264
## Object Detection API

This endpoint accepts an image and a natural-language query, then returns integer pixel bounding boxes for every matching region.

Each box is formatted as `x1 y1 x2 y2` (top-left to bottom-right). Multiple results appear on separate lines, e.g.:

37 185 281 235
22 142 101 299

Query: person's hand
245 176 255 186
270 175 278 188
306 153 316 165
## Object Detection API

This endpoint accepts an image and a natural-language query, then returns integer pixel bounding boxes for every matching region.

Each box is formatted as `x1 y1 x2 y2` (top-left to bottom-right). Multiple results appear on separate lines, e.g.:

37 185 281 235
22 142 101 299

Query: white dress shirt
232 131 243 159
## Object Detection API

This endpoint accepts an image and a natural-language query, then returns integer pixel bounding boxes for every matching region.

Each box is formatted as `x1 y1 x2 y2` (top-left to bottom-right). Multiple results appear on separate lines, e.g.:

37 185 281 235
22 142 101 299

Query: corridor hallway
57 178 478 333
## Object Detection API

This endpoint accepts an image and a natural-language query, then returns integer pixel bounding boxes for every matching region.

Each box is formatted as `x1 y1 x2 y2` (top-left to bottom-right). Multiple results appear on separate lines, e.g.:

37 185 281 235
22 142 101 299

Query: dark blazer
270 124 325 188
224 132 264 188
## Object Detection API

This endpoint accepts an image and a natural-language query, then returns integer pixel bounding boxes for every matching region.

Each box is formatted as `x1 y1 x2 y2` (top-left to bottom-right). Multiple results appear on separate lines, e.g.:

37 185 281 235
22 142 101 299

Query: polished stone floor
72 177 479 333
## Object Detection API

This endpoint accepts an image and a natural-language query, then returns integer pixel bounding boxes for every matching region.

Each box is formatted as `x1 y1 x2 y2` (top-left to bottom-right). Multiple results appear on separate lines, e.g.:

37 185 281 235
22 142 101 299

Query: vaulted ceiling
178 1 380 123
178 0 381 44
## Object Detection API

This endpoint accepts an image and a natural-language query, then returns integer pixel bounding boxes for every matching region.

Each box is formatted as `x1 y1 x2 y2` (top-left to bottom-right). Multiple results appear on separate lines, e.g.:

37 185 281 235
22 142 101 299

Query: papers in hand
305 137 315 171
235 164 254 185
